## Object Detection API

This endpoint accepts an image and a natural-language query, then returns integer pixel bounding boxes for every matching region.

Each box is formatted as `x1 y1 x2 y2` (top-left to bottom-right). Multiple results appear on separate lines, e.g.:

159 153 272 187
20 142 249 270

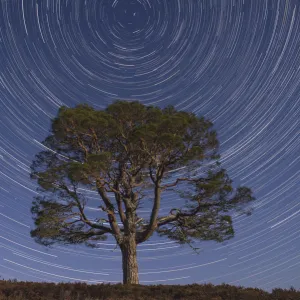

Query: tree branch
114 182 127 225
161 177 206 190
156 202 218 228
137 167 164 243
60 184 113 234
96 180 122 242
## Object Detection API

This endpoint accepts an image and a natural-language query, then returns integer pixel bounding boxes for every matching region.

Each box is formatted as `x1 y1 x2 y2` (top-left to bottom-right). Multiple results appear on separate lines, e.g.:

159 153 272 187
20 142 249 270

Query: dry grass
0 278 299 299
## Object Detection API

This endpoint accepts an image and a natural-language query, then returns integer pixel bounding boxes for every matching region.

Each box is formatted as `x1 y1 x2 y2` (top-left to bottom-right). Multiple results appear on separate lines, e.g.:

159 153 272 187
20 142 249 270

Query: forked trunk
120 234 139 284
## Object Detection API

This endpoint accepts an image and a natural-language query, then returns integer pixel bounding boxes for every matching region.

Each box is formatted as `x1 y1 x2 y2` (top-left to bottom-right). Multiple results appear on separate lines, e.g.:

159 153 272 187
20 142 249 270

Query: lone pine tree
30 101 255 284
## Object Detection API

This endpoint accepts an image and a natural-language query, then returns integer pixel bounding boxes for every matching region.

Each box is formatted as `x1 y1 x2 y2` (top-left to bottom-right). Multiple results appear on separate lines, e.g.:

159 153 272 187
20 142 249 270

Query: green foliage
30 100 255 253
30 197 107 247
157 212 235 245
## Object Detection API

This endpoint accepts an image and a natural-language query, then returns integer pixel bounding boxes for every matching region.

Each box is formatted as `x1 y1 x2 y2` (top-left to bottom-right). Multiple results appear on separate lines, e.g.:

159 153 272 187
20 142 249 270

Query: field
0 279 299 300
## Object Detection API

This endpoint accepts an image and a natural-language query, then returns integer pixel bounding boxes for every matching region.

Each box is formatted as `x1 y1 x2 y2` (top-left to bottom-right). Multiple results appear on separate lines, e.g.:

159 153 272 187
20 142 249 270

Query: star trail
0 0 299 292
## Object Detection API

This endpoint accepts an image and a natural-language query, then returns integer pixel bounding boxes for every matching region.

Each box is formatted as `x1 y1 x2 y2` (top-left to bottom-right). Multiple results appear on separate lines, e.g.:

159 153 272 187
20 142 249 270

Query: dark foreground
0 279 299 300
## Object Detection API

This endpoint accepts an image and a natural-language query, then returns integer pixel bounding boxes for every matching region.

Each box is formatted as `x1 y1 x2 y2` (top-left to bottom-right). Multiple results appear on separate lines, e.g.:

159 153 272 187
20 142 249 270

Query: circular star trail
0 0 299 291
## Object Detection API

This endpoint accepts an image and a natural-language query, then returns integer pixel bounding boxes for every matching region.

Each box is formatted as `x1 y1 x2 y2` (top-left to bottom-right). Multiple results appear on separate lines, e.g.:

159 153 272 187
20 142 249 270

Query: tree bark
120 234 139 284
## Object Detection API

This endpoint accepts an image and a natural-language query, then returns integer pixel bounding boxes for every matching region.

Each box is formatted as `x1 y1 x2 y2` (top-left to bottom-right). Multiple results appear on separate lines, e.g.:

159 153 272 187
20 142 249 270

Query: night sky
0 0 299 292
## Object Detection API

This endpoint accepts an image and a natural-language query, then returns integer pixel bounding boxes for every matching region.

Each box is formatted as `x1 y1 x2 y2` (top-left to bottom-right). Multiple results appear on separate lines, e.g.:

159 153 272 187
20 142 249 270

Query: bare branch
114 182 127 225
60 184 113 234
160 176 208 191
96 180 122 241
137 167 164 243
156 202 218 228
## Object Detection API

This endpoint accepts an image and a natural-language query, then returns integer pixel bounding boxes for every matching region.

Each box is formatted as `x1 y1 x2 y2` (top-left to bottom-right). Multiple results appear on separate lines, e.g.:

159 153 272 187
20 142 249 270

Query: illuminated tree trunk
120 234 139 284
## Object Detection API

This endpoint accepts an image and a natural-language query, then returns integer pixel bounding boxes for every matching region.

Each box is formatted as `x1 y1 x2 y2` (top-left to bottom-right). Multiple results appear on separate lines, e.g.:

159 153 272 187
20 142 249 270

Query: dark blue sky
0 0 299 292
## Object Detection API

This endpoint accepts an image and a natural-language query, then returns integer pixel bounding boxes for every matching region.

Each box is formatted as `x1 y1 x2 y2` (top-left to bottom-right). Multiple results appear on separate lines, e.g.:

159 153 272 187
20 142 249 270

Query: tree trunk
120 234 139 284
